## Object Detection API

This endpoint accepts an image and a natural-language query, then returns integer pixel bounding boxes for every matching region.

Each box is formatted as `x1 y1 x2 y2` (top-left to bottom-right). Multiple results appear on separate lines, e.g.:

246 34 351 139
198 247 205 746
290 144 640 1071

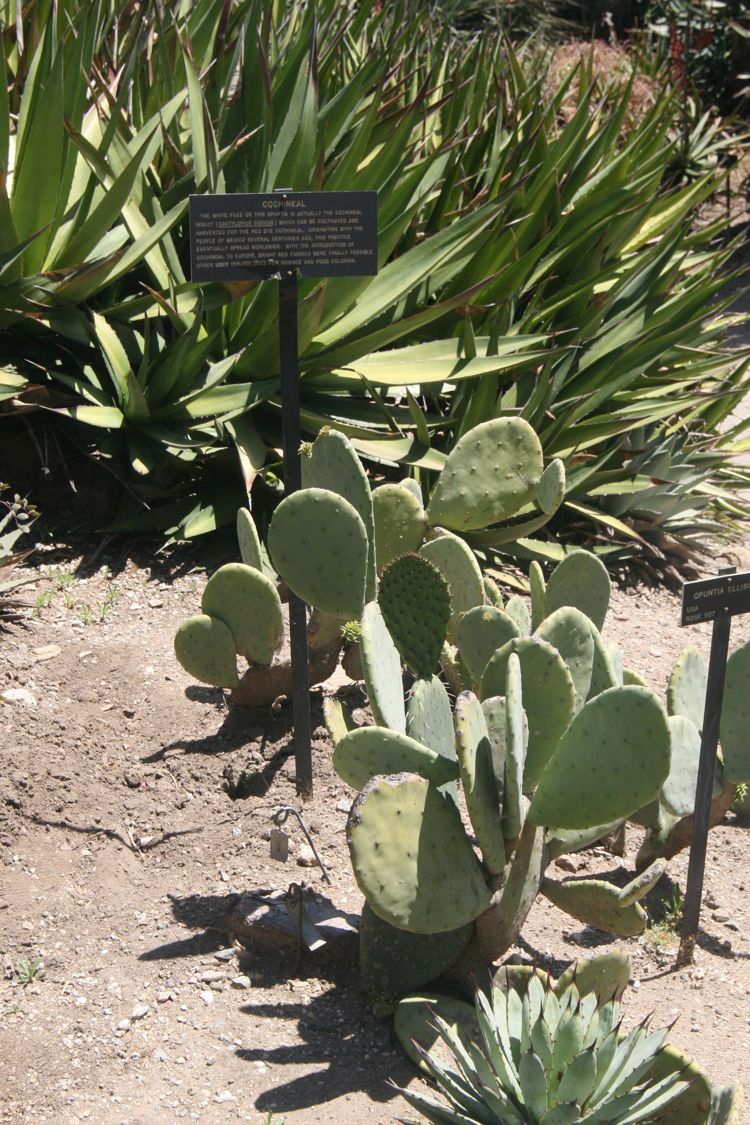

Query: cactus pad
236 508 263 571
720 638 750 783
540 875 648 936
378 554 450 677
425 417 543 531
482 696 508 800
535 605 595 710
360 601 406 733
406 675 456 763
174 614 239 688
268 488 368 619
301 428 376 598
535 457 566 514
457 605 519 685
420 534 484 640
529 560 546 631
481 636 576 789
323 697 355 746
347 773 491 933
475 821 545 957
618 858 667 906
504 595 531 636
201 562 283 665
554 952 630 1002
360 905 473 1001
394 992 479 1073
372 483 427 570
667 646 707 733
589 623 620 698
483 576 504 609
661 715 702 817
503 653 526 842
528 686 671 830
455 692 506 874
544 550 611 631
333 726 459 791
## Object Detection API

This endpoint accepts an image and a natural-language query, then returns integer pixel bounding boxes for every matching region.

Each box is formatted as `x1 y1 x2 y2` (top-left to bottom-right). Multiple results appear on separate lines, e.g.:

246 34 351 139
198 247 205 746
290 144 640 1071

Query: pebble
335 799 352 813
115 1019 130 1033
214 948 235 962
33 644 61 661
215 1091 235 1103
232 976 252 990
1 688 36 707
199 990 214 1006
130 1004 150 1021
200 970 225 983
296 844 317 868
156 991 172 1004
713 911 730 923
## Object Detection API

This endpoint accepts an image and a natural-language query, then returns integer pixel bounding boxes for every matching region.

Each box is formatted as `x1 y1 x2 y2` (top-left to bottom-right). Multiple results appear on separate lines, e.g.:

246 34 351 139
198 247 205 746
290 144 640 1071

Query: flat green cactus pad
426 417 543 531
661 715 702 817
360 601 406 733
455 692 505 874
372 483 427 570
589 622 620 699
174 614 239 688
333 726 459 791
618 858 667 906
379 554 450 677
302 428 376 598
648 1045 719 1124
347 773 491 933
268 488 368 619
503 653 526 843
667 645 707 733
406 675 456 762
475 820 545 956
457 605 519 685
541 875 648 937
504 594 531 636
535 605 595 710
554 952 630 1002
420 533 484 641
201 562 283 665
535 457 566 514
323 697 355 746
529 560 546 630
360 906 473 1001
720 639 750 784
393 992 479 1072
544 550 611 631
481 636 576 790
236 508 263 571
528 686 671 830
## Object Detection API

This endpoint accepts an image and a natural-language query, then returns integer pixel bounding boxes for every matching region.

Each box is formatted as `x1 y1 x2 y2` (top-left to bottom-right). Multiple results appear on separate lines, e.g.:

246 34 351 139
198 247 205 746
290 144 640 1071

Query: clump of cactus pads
396 973 691 1125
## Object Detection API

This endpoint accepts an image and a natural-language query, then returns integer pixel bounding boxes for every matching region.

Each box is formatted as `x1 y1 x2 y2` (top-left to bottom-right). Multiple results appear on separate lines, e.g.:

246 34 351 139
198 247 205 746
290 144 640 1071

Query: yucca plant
396 974 740 1124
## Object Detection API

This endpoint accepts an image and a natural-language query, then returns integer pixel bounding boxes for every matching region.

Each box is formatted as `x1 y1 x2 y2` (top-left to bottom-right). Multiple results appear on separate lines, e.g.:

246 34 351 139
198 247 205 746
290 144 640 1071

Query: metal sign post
189 189 378 798
676 565 745 966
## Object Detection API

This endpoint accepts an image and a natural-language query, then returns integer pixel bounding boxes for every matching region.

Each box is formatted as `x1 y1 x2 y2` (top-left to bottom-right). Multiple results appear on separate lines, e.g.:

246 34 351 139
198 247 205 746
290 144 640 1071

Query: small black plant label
680 570 750 626
189 191 378 280
269 828 290 863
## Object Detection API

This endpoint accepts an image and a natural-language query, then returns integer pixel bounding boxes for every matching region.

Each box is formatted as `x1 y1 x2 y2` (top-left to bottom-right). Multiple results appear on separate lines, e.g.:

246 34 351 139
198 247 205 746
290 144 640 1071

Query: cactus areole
189 190 378 796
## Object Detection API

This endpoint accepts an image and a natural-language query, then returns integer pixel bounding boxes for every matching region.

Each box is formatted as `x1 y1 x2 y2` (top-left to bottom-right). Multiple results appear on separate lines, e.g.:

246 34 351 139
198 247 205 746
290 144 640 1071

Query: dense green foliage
0 0 748 561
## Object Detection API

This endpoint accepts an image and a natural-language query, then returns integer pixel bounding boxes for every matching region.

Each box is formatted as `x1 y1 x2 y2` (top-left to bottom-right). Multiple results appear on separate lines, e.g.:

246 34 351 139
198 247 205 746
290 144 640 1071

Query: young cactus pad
457 605 520 685
540 875 650 936
535 605 595 710
419 534 484 640
236 508 263 570
719 638 750 784
201 562 283 665
378 553 450 677
347 773 492 933
174 614 239 688
425 417 544 531
268 488 368 619
372 483 427 570
667 645 708 733
528 685 671 830
544 549 611 631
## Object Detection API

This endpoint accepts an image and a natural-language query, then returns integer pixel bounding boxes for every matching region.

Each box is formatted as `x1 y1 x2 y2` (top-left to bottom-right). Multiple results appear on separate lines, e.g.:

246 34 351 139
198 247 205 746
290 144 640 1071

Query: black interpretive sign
189 190 378 281
680 570 750 626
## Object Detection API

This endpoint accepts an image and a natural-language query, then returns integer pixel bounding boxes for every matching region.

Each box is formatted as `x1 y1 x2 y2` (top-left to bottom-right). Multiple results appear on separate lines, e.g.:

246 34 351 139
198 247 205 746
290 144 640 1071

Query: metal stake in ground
278 270 313 798
676 565 736 967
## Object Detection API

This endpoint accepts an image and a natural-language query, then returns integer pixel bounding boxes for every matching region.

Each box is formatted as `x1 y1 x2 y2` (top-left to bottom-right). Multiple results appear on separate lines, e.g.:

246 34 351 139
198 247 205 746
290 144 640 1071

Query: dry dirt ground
1 533 749 1125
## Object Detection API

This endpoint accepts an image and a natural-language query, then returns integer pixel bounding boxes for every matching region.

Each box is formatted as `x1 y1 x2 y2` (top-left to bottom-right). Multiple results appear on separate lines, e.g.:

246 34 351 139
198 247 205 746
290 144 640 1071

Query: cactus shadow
234 965 413 1115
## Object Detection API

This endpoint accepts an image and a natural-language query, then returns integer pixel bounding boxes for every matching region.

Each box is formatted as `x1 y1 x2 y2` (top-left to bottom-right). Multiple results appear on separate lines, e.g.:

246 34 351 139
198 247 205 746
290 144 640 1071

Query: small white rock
231 975 252 990
199 990 214 1006
215 1090 235 1103
115 1019 131 1033
214 948 235 962
1 688 36 707
130 1004 150 1021
200 969 224 983
296 844 317 868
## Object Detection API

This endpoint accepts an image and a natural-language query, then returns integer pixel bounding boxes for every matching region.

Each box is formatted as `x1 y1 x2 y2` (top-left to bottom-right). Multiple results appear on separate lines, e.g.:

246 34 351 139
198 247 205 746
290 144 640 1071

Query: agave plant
395 973 741 1124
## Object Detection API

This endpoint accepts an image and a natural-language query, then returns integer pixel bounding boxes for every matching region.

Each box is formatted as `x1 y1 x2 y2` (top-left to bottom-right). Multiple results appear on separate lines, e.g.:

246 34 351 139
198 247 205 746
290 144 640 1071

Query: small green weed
13 959 44 986
33 590 53 614
647 885 684 950
80 605 93 626
261 1115 286 1125
98 584 119 622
